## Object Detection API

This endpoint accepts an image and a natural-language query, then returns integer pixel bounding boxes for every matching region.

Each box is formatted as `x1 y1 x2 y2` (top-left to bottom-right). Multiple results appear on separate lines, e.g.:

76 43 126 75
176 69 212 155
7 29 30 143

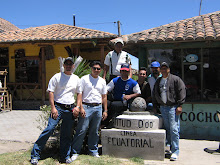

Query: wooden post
117 21 121 37
100 45 105 66
138 46 148 68
41 47 46 104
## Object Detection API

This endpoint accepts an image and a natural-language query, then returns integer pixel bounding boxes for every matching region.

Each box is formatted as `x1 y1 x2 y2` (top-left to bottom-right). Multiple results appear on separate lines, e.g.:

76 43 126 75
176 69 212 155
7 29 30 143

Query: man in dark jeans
105 64 141 128
152 62 186 161
30 57 81 165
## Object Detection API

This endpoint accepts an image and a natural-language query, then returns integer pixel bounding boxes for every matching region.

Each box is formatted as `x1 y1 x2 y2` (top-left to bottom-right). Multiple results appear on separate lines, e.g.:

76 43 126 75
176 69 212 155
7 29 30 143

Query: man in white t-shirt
70 61 108 161
31 57 81 165
103 38 132 81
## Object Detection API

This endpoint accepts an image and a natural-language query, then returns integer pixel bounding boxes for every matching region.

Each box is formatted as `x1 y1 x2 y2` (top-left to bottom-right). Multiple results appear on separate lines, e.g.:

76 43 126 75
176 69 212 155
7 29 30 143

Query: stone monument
101 97 166 160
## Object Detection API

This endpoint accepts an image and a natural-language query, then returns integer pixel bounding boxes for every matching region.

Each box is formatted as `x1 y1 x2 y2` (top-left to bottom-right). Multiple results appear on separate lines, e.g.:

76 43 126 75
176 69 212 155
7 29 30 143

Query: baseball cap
114 38 124 46
64 57 74 64
151 61 160 68
161 62 169 68
120 63 130 71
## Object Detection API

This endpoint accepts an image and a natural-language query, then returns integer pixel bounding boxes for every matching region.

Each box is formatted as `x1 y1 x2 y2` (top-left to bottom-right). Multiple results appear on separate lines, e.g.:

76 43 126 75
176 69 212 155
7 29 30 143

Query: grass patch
0 150 144 165
129 157 144 164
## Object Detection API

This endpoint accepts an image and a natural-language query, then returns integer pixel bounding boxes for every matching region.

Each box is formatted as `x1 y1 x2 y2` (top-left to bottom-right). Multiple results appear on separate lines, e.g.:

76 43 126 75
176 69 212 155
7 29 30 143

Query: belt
54 102 75 109
82 102 101 106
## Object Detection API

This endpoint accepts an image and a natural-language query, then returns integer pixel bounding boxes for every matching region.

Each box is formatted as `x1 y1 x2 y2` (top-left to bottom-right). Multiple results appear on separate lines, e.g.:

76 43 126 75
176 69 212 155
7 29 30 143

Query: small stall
0 69 12 111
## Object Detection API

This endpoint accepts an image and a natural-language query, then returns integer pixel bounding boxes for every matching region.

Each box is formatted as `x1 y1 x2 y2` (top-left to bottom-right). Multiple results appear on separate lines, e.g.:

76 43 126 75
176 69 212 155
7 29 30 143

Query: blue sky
1 0 220 69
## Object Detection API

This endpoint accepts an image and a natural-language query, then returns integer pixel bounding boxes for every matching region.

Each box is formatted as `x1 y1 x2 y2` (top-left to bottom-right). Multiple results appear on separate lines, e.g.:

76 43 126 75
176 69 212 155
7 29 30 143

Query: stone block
114 114 163 130
101 128 166 160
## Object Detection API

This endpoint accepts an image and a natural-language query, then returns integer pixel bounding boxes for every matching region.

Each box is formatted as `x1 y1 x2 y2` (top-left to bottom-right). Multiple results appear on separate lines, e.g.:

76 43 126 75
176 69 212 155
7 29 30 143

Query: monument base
101 128 166 161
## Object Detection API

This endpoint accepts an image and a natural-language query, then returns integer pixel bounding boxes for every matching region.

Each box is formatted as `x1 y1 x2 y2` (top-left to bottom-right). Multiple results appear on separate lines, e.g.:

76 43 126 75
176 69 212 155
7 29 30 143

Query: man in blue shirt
105 64 141 127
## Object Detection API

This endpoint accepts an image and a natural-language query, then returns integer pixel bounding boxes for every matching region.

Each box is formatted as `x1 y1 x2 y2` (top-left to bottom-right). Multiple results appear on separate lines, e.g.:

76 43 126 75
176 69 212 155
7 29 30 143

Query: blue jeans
72 104 102 155
31 104 74 160
160 105 180 155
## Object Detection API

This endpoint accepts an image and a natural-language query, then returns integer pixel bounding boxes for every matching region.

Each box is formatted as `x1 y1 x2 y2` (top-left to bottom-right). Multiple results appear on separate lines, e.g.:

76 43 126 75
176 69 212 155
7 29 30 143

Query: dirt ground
0 140 33 155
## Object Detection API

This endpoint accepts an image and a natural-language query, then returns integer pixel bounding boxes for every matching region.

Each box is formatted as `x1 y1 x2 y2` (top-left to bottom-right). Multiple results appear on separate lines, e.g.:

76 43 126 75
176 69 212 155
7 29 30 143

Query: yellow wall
4 43 107 100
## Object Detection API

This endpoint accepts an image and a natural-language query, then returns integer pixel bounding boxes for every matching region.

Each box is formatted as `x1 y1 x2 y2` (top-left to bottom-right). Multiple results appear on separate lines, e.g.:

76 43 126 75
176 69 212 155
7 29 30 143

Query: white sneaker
71 154 79 161
31 158 38 165
170 153 178 161
91 153 100 158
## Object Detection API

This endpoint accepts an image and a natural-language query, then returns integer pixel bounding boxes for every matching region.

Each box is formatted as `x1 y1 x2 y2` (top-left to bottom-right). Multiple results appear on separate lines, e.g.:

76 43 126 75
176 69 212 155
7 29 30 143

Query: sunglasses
64 63 73 66
92 67 101 71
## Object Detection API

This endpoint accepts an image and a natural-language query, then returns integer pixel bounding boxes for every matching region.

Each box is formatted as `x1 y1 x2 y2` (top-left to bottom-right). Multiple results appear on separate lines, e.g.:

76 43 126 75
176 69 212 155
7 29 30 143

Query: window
203 48 220 101
148 49 182 77
0 47 9 66
148 47 220 102
15 49 39 83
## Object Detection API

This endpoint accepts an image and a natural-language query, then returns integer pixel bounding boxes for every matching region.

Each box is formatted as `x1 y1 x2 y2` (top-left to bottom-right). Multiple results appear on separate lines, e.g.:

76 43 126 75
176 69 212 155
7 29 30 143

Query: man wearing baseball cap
152 62 186 161
148 61 162 93
103 64 141 128
31 57 81 164
103 38 132 82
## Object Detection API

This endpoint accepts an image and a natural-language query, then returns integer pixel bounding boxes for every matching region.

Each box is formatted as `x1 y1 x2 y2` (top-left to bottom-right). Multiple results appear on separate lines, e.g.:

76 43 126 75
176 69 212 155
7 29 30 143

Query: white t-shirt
47 72 80 105
159 77 168 104
79 74 107 103
104 50 131 76
148 74 162 93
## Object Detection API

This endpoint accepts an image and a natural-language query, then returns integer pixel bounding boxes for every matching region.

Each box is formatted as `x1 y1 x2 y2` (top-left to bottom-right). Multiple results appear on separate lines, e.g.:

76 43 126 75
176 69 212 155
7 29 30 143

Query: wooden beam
138 46 147 68
41 47 46 104
138 41 220 49
100 45 105 66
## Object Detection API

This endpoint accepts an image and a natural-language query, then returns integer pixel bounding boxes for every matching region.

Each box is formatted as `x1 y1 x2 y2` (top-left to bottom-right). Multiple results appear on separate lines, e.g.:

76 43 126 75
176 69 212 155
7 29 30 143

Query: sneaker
170 153 178 161
30 158 38 165
71 154 79 161
91 153 100 158
165 149 172 155
65 158 73 164
165 150 172 158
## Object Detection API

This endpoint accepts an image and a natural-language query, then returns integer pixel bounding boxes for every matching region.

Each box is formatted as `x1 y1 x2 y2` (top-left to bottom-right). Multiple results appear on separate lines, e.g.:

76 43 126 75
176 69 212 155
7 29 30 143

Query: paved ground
0 110 219 165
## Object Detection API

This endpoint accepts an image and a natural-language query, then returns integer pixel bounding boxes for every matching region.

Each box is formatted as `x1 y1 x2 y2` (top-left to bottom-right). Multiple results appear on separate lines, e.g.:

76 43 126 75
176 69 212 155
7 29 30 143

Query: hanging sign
189 65 197 70
186 54 198 62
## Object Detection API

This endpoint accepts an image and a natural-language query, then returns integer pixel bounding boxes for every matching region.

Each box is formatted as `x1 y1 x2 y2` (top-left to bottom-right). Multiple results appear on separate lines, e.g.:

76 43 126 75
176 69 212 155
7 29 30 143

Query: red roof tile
0 24 117 43
124 11 220 44
0 18 19 32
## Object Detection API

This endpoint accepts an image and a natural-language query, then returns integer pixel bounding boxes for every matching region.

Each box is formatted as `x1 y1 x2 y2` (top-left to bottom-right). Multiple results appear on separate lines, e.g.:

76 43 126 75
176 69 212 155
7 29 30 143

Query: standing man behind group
152 62 186 161
31 57 81 165
103 38 132 81
70 61 108 161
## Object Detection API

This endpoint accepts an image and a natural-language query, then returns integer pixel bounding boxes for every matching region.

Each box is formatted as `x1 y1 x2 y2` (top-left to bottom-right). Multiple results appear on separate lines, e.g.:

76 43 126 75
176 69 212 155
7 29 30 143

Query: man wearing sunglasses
70 61 107 161
31 57 81 165
104 64 141 128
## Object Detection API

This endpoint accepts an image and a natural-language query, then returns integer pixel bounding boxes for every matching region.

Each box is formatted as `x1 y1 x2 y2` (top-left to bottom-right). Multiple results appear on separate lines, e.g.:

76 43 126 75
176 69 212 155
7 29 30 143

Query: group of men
31 38 186 164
